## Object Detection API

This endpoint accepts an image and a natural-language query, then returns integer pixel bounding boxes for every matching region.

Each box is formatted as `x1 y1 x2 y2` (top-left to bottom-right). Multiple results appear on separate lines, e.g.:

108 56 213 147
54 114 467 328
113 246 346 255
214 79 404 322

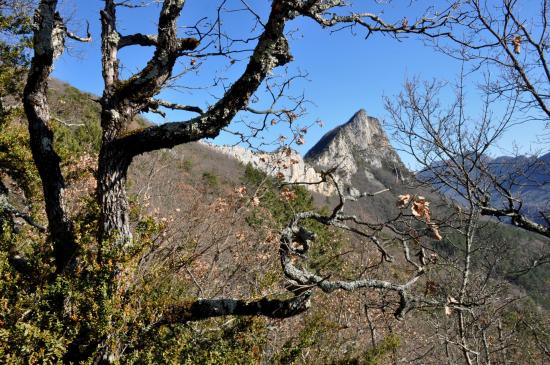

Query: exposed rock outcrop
213 144 336 196
305 109 407 191
212 109 407 196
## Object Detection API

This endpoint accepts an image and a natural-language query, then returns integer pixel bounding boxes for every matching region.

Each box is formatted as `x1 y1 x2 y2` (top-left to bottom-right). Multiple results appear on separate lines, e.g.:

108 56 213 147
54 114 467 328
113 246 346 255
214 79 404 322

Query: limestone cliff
213 144 336 195
212 109 407 196
304 109 407 193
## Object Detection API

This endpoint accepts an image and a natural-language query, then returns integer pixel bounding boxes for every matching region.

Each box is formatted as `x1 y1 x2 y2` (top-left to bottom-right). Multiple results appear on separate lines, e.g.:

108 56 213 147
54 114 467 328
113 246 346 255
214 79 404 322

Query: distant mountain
215 109 408 197
418 152 550 225
304 109 408 193
488 153 550 224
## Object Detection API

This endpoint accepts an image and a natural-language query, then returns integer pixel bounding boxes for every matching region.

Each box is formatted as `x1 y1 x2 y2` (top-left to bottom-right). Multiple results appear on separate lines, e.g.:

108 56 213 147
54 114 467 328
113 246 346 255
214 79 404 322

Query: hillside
3 79 549 364
42 79 550 310
4 1 550 363
418 151 550 226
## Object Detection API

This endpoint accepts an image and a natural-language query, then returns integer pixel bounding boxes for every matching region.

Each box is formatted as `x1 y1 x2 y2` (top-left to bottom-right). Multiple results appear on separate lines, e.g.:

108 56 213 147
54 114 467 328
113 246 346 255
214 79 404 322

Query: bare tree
435 0 549 123
16 0 470 362
385 75 550 364
386 74 549 239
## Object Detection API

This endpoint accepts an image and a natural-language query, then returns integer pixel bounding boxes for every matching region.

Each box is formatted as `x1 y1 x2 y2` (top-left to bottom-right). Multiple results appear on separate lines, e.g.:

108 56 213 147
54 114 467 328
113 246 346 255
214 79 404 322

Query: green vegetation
48 84 103 155
202 171 219 187
274 311 338 364
243 163 345 273
332 334 400 365
127 318 268 365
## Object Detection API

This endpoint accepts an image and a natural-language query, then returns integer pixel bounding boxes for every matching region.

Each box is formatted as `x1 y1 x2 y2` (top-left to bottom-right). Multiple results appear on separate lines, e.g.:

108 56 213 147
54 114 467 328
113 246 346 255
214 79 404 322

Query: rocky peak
304 109 406 190
212 109 407 196
306 109 381 159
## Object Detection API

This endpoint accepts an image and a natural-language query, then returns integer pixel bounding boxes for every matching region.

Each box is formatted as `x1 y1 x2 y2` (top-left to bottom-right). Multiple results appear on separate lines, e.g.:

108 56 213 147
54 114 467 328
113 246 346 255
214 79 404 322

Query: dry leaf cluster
397 194 442 240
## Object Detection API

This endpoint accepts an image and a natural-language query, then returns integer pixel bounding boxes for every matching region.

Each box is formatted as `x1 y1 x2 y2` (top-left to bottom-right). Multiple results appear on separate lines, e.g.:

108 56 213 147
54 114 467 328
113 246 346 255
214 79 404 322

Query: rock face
214 144 336 195
305 109 406 192
212 109 407 196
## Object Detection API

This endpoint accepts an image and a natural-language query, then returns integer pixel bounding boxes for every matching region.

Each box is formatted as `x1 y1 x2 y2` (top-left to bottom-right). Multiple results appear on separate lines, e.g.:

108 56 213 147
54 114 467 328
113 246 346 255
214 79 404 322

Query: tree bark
97 140 132 247
162 294 311 323
23 0 75 273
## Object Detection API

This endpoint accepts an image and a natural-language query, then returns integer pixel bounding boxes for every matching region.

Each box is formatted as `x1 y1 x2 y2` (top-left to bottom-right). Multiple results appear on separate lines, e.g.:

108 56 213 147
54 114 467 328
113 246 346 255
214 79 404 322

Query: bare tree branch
147 98 203 115
161 293 311 323
115 0 292 157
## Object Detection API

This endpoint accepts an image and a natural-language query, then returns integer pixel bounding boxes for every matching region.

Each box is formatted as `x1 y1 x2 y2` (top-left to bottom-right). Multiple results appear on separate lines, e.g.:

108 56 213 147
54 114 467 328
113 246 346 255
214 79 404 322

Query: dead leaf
430 224 443 241
412 197 431 221
396 194 411 208
512 35 521 54
235 186 247 197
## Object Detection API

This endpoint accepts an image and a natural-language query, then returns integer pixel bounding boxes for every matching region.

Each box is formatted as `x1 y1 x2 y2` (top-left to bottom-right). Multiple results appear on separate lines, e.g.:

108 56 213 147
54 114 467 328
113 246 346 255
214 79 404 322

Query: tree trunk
97 143 132 248
23 0 76 272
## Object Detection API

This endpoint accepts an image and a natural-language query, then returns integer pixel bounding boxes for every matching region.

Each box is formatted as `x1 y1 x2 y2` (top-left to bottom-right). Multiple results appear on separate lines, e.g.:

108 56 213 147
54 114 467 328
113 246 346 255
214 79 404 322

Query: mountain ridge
214 109 408 196
418 151 550 225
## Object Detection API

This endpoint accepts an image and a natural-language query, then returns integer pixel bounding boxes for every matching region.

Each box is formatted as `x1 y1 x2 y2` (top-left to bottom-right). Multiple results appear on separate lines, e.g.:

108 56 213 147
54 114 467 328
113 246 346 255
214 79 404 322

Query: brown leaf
286 111 297 121
512 35 521 54
396 193 411 208
411 197 431 221
430 224 443 241
235 186 247 197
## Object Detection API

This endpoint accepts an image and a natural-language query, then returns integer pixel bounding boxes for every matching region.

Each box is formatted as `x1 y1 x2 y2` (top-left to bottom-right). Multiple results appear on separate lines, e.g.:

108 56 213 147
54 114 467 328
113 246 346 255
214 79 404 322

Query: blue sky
52 0 548 169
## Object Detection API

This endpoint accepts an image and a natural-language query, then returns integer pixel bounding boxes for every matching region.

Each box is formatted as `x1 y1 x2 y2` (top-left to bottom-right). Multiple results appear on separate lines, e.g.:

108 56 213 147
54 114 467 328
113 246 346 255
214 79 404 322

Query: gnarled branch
24 0 75 273
115 0 292 157
161 293 311 324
